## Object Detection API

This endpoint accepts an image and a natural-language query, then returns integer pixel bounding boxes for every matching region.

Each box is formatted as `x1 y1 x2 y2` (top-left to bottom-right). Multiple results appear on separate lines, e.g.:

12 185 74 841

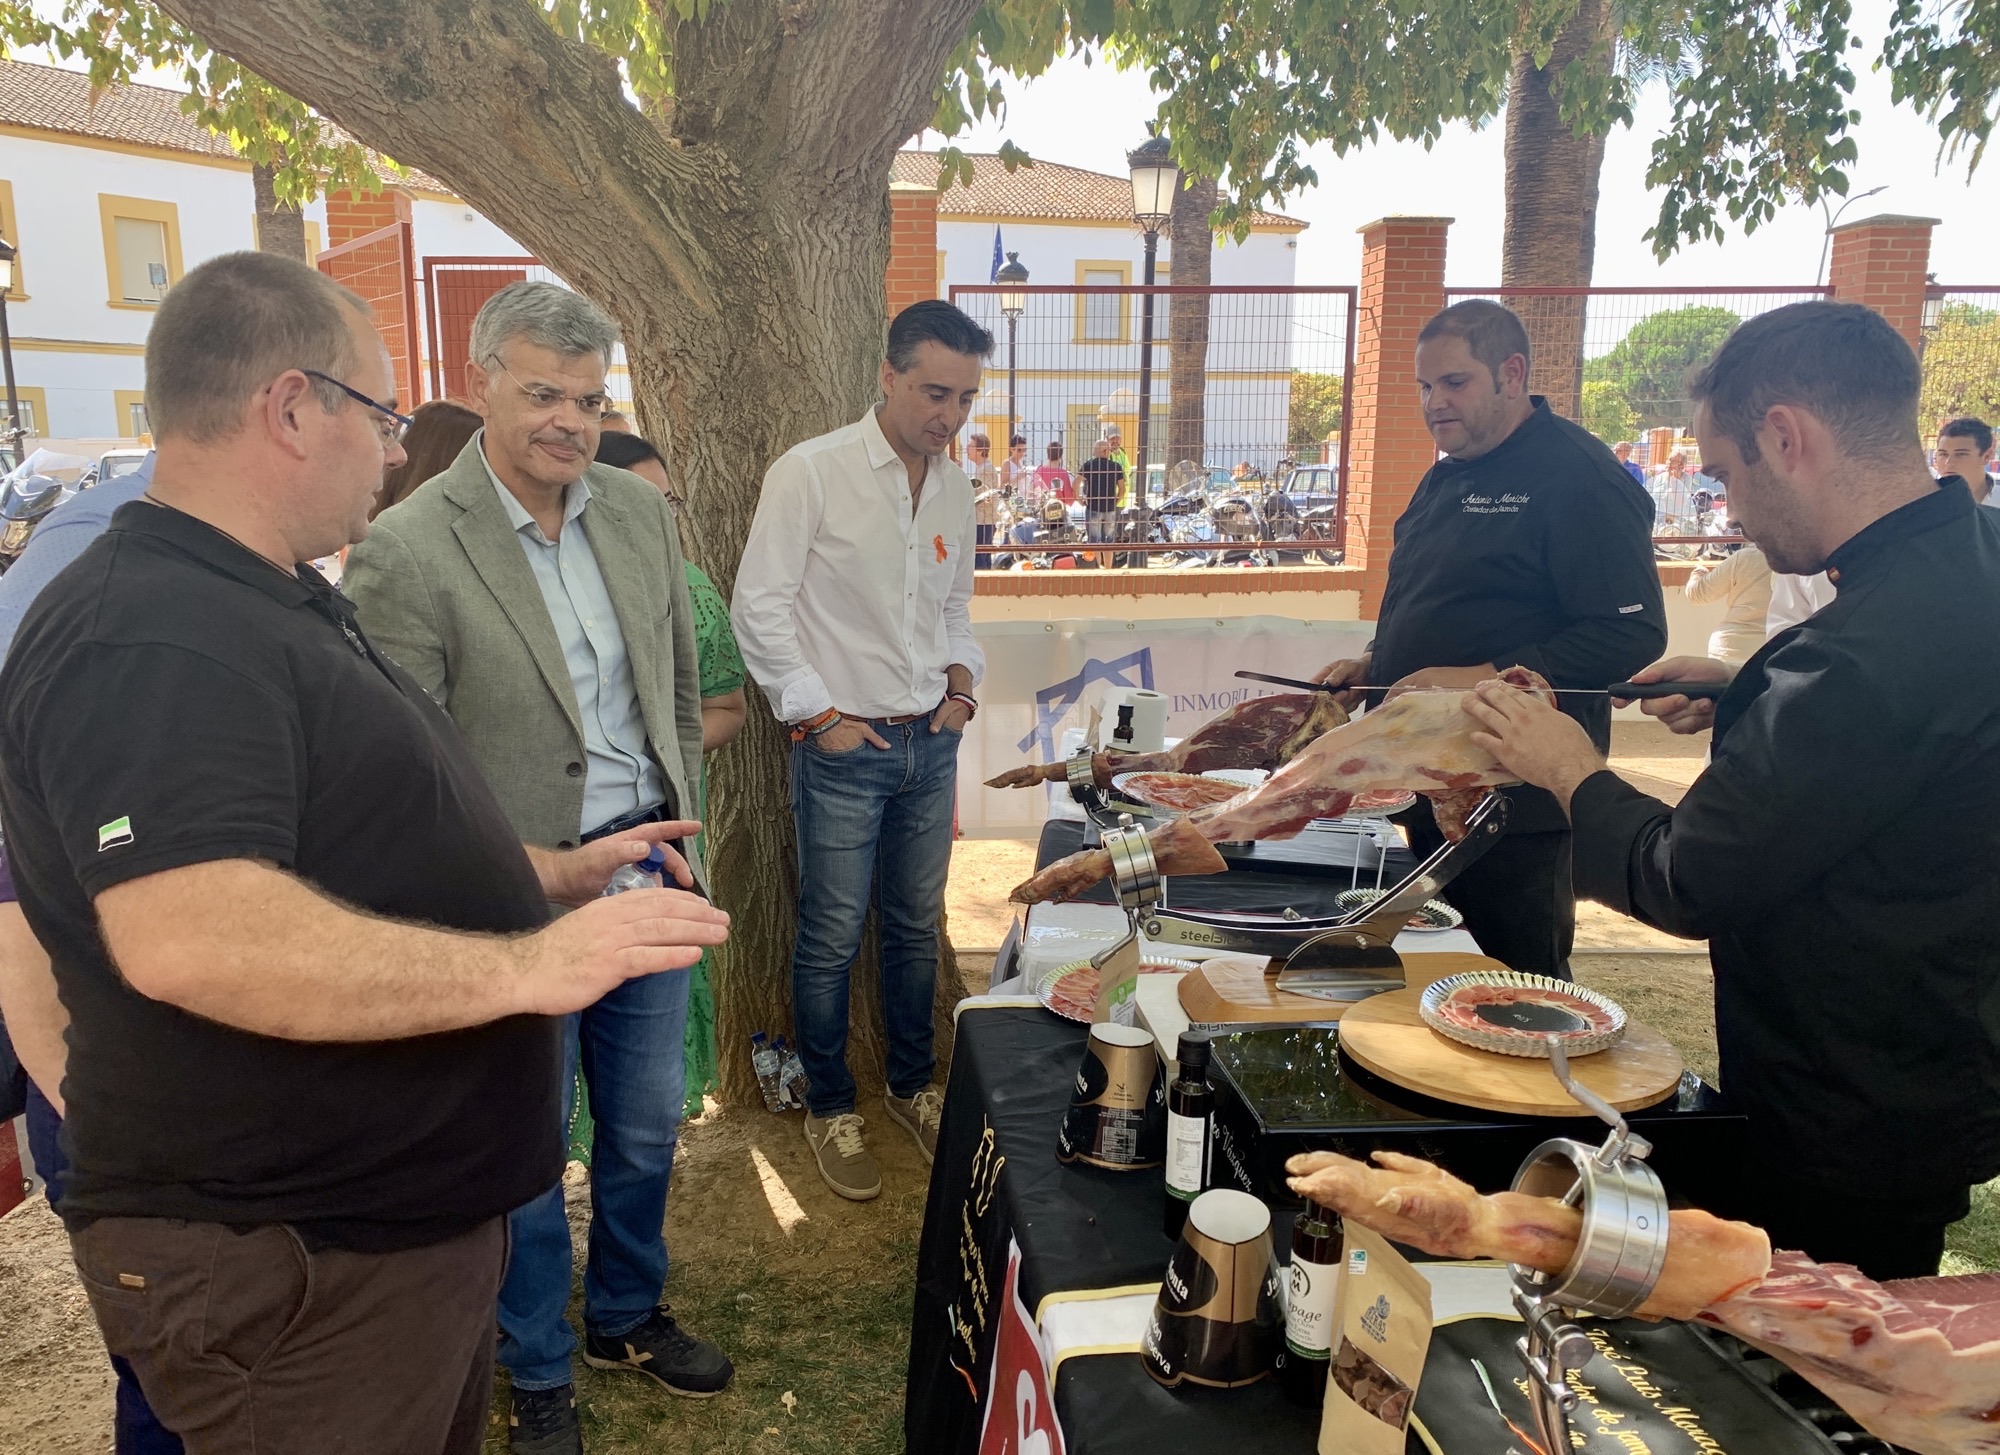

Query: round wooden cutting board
1337 986 1685 1116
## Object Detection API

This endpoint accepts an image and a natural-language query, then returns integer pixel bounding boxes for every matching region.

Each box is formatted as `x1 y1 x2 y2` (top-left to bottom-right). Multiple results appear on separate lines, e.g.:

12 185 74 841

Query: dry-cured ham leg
1008 670 1552 903
1286 1150 2000 1455
1283 1149 1769 1320
1010 815 1227 904
984 691 1347 789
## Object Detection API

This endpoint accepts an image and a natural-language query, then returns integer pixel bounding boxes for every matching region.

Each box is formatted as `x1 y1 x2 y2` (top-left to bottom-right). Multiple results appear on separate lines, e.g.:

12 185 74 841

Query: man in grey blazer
345 283 730 1455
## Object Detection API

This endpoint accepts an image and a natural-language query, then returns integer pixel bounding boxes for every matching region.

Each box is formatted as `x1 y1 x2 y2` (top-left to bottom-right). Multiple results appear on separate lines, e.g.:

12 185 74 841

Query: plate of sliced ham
1418 971 1627 1056
1035 954 1199 1022
1111 771 1247 815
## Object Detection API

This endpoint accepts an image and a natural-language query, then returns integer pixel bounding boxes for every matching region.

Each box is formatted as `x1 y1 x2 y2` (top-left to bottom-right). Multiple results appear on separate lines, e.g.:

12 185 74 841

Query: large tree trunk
1166 175 1218 471
161 0 984 1106
251 160 308 261
1501 0 1611 421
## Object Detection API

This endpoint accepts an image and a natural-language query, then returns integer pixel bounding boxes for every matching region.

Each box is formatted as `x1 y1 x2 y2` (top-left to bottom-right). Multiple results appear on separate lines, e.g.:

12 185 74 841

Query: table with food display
903 680 1978 1455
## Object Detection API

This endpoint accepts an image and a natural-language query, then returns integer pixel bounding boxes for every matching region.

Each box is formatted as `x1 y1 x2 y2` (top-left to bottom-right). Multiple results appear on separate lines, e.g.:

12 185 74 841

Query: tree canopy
1582 304 1741 432
2 0 1992 259
1920 302 2000 429
1288 371 1344 449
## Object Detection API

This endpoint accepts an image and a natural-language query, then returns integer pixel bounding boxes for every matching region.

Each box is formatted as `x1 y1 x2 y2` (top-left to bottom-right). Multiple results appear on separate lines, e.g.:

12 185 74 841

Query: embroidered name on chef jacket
1461 491 1531 515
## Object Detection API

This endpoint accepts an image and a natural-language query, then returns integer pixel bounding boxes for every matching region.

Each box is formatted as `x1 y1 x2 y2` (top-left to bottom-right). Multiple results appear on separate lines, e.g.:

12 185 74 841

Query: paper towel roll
1103 687 1168 753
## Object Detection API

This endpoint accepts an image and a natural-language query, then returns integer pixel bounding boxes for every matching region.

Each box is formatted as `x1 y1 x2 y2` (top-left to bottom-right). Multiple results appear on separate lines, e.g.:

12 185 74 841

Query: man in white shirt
732 300 989 1201
1935 416 1999 509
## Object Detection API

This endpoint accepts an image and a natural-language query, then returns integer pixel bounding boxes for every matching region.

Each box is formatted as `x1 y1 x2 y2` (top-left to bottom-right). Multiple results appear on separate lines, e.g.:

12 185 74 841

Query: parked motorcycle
0 450 93 573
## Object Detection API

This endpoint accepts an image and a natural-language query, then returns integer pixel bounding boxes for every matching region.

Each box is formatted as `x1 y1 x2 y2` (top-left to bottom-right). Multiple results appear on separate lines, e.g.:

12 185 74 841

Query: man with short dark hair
1467 301 2000 1279
345 280 732 1452
1935 415 1998 508
1316 298 1665 978
0 251 729 1453
733 299 988 1201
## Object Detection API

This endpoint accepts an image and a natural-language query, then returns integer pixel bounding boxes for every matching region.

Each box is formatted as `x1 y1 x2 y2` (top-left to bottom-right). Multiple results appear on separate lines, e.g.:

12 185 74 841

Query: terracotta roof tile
892 150 1303 230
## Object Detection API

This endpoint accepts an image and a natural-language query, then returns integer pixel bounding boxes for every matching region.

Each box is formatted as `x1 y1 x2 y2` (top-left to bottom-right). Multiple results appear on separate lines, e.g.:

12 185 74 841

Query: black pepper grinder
1162 1032 1213 1240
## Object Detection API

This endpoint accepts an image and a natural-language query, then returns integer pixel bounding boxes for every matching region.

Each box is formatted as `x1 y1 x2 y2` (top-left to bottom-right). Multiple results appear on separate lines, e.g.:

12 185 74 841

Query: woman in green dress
596 429 746 1122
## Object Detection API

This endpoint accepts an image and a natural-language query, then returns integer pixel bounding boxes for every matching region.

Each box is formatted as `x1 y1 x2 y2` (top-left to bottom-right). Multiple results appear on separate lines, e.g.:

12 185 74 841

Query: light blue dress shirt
480 439 665 834
0 454 155 662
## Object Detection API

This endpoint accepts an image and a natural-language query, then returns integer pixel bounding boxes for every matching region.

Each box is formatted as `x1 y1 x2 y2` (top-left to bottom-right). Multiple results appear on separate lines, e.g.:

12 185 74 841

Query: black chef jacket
1572 484 2000 1205
1371 399 1665 834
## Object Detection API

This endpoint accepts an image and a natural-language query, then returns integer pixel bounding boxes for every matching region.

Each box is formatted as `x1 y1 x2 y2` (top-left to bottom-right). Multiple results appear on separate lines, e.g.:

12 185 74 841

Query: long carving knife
1231 668 1729 701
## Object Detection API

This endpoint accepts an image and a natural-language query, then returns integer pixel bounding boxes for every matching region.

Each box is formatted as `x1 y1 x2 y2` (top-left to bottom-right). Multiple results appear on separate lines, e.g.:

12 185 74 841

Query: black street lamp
996 250 1029 453
1127 129 1179 506
0 235 21 468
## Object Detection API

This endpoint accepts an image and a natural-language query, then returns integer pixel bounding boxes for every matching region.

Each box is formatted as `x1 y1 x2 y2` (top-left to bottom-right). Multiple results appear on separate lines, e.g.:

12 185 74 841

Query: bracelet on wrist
806 712 845 737
947 691 979 719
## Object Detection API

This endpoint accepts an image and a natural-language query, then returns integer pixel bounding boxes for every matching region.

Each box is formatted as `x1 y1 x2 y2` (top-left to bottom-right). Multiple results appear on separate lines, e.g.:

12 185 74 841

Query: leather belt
859 710 932 725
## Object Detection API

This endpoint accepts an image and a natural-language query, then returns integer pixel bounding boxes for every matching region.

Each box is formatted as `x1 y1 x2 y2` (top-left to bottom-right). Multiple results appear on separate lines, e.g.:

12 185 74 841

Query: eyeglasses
489 359 612 421
301 370 412 442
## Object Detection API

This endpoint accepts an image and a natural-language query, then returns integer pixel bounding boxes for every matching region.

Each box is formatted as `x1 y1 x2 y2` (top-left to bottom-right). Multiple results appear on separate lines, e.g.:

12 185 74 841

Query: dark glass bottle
1281 1199 1344 1407
1162 1032 1212 1240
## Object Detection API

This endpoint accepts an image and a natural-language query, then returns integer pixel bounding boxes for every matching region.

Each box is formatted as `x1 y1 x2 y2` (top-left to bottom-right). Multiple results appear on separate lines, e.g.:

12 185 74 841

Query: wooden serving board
1177 952 1507 1027
1337 987 1684 1116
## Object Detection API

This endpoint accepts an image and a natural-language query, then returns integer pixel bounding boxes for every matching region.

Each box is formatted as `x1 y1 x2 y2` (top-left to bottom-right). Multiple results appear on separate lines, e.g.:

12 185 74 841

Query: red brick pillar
324 186 412 248
1826 214 1938 351
1346 217 1450 618
886 181 939 318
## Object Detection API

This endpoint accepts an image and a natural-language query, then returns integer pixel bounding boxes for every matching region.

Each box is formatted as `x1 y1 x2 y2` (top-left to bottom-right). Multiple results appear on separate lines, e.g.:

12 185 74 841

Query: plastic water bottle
777 1039 809 1111
751 1032 786 1112
604 846 667 896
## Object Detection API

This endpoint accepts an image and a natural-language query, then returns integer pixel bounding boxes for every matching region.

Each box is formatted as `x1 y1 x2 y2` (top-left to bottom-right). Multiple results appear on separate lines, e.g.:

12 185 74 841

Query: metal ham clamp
1089 815 1165 988
1510 1035 1672 1455
1140 791 1510 1001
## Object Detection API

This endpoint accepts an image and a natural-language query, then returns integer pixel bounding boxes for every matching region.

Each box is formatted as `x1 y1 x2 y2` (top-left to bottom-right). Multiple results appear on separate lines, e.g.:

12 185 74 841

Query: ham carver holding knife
1316 300 1665 978
1465 301 2000 1279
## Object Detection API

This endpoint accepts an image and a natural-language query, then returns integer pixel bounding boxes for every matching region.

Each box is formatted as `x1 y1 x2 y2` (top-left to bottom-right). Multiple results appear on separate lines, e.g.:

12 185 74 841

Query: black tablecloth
904 1008 1844 1455
1034 819 1417 917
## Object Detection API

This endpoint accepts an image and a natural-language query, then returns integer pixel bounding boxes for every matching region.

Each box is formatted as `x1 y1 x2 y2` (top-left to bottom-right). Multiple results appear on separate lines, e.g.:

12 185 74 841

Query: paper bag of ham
1009 669 1551 904
1285 1149 1998 1455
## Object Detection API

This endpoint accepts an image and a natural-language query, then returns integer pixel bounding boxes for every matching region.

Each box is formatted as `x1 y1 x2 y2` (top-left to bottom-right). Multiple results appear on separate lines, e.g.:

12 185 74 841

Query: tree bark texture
158 0 985 1105
1501 0 1611 421
1166 175 1218 471
252 161 309 260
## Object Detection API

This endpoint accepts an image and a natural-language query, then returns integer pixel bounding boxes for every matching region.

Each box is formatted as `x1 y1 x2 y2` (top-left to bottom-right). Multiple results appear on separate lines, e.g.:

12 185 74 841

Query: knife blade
1231 668 1728 701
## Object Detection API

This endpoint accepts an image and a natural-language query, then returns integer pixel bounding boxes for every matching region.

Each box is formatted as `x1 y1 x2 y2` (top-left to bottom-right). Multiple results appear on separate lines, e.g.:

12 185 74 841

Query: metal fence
947 284 1357 506
1442 285 1832 461
1921 286 2000 433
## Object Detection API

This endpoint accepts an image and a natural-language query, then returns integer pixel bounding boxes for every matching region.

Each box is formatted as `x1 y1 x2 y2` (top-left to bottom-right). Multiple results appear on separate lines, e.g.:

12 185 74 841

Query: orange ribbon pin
933 534 948 563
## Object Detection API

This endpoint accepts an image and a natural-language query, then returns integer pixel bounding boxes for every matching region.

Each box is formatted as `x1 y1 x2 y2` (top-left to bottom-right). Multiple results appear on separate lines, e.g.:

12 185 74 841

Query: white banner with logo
958 616 1374 837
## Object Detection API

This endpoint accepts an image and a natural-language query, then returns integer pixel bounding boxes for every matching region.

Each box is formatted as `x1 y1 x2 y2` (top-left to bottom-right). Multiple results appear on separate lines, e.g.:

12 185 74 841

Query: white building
0 59 533 440
892 151 1314 475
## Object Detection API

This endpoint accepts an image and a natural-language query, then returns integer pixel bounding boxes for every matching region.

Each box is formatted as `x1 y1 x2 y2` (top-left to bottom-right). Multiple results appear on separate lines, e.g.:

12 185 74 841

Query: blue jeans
25 1084 185 1455
788 719 960 1118
1086 510 1117 544
497 965 691 1391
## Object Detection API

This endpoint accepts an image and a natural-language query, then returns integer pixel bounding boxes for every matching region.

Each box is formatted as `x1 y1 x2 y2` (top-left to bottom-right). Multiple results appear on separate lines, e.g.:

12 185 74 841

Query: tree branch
154 0 722 312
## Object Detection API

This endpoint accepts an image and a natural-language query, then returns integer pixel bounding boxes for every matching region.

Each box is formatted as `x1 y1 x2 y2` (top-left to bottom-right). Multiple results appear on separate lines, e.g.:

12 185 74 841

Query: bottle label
1164 1110 1207 1199
1285 1254 1341 1357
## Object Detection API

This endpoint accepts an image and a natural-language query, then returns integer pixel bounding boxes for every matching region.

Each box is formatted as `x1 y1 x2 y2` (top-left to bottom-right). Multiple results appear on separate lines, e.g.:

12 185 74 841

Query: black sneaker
508 1383 583 1455
582 1307 734 1397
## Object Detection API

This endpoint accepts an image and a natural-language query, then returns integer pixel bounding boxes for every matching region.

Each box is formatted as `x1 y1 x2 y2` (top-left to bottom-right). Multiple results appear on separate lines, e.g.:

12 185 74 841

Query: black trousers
1739 1169 1966 1281
1406 816 1575 979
